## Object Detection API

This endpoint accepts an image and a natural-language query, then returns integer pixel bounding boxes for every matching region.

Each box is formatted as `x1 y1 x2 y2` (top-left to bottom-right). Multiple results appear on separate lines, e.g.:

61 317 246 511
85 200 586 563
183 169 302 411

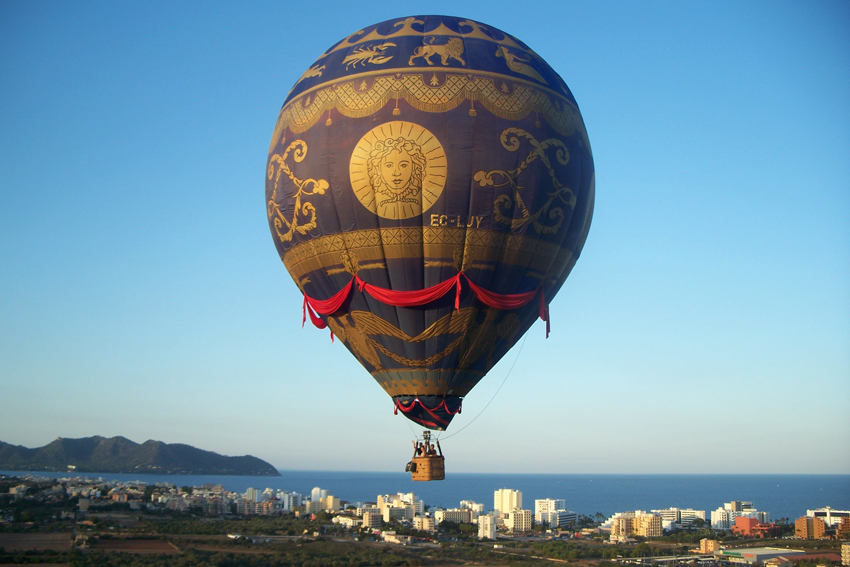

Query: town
1 473 848 566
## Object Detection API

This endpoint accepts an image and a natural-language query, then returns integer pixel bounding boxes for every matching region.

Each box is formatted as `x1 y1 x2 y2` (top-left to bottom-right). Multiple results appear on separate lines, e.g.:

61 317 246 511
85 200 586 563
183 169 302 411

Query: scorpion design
342 42 396 69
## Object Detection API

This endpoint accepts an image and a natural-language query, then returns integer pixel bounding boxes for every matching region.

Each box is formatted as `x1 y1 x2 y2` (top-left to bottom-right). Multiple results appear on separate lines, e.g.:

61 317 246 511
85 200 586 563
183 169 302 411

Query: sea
3 471 848 522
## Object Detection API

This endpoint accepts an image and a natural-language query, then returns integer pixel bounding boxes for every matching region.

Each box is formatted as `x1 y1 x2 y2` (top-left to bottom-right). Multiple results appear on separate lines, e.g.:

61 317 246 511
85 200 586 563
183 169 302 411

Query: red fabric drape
301 272 551 336
354 274 461 308
464 276 538 310
393 397 462 427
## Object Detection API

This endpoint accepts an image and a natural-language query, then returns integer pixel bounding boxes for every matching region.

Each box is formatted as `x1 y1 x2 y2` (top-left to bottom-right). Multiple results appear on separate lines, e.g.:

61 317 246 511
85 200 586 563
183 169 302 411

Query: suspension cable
437 333 528 441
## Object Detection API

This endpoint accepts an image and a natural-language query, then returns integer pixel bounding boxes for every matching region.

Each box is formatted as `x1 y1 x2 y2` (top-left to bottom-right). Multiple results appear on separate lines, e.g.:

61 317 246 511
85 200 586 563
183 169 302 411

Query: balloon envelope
266 16 594 430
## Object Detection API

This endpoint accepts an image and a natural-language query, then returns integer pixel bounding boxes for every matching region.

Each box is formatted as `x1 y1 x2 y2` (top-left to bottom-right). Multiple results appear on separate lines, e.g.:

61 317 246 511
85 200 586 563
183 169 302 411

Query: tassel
302 296 307 328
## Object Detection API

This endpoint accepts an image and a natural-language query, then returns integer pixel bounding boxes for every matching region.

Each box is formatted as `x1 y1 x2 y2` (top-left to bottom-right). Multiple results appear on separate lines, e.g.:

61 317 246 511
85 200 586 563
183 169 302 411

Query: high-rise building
535 499 566 515
494 488 522 514
795 516 826 539
478 514 496 540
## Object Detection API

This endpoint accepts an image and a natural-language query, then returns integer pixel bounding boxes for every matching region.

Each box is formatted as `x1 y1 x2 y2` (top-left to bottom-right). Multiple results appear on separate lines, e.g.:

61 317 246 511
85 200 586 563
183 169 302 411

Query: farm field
0 532 72 551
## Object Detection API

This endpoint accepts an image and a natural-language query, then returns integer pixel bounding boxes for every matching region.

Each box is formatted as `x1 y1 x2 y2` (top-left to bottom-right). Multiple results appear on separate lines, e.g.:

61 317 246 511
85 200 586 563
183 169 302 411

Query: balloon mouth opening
393 395 462 430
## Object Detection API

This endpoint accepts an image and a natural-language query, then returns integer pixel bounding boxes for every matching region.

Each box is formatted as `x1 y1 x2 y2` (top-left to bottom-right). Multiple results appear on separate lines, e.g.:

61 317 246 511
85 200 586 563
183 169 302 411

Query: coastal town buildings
538 509 579 528
608 511 662 539
460 500 485 519
715 547 805 565
361 510 381 529
838 517 850 539
651 507 706 530
478 513 496 540
535 499 566 515
731 516 780 538
434 508 473 524
711 501 770 529
413 515 435 532
807 507 850 527
494 488 522 515
504 509 533 532
795 516 826 539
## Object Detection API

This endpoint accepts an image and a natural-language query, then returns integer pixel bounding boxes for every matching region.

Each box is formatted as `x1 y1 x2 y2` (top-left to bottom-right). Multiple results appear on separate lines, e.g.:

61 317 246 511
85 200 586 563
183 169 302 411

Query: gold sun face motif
349 121 447 220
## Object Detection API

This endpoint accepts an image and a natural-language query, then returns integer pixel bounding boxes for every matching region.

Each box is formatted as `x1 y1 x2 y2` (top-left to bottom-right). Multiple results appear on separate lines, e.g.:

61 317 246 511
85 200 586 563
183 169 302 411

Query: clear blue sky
1 0 848 474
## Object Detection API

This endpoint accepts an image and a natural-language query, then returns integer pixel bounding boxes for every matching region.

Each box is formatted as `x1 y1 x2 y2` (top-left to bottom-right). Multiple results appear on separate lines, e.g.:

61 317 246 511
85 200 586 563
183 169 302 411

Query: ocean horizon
4 470 848 522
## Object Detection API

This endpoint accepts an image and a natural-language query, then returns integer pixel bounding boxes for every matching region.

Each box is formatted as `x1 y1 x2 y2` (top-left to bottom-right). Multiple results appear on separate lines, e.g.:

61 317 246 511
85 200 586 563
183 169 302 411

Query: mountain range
0 436 280 476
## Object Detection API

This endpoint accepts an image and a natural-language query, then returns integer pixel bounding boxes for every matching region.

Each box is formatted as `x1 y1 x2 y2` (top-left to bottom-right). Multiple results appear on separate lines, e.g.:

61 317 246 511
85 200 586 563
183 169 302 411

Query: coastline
3 470 847 522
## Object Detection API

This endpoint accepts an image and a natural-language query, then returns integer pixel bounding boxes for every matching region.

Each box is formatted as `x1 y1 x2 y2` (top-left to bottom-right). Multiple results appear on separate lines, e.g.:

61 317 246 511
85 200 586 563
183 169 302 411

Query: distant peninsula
0 436 280 476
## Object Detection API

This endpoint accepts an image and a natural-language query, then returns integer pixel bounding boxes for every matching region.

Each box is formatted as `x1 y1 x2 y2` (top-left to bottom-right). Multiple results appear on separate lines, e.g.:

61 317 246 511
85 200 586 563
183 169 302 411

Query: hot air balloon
266 16 594 480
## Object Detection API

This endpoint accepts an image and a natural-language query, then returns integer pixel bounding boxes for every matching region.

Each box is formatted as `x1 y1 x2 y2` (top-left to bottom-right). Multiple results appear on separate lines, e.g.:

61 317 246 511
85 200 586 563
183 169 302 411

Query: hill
0 436 280 476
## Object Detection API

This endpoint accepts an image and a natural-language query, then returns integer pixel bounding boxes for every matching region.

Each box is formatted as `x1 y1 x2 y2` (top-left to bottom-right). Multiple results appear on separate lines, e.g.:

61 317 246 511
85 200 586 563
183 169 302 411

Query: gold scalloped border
269 72 588 152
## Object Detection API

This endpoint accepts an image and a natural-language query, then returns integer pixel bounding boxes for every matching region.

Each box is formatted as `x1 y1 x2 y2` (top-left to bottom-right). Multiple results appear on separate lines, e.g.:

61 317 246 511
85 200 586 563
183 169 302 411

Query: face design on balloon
368 138 425 205
350 121 447 220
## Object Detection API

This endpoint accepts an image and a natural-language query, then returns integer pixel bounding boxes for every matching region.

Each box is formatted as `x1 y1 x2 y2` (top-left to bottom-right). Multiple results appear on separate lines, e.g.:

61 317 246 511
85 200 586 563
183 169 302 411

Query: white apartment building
275 491 302 511
332 515 361 529
311 487 328 502
461 500 485 519
807 507 850 527
305 500 323 514
413 516 435 532
535 499 566 515
383 505 415 523
505 509 533 532
358 506 379 517
435 508 473 524
538 509 579 529
711 502 769 530
652 507 706 530
362 512 381 529
478 513 496 540
494 489 522 514
609 511 662 538
397 493 425 516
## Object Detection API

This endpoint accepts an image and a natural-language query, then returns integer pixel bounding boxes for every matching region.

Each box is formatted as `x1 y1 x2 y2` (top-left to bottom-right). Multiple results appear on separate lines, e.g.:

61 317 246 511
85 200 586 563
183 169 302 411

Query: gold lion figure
408 37 466 66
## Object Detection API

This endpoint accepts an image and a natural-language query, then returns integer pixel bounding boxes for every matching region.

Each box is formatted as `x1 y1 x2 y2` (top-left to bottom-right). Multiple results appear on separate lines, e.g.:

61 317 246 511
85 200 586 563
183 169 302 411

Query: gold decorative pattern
474 128 576 235
328 308 477 370
322 17 535 59
270 73 584 141
328 307 521 380
495 46 547 84
281 227 572 283
349 121 447 219
266 139 328 243
341 42 396 69
408 37 466 66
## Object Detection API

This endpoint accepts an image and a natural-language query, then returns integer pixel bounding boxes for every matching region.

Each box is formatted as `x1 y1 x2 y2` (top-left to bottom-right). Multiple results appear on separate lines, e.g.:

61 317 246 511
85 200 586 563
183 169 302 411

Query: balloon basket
406 431 445 481
408 455 445 481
